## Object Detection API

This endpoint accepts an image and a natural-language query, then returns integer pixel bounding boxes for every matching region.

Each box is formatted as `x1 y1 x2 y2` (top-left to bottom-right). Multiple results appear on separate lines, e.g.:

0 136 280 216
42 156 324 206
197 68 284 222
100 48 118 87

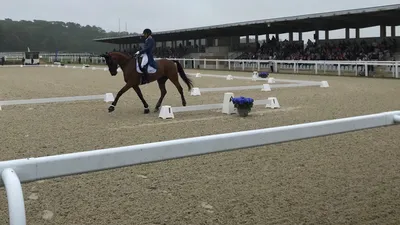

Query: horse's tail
172 60 194 91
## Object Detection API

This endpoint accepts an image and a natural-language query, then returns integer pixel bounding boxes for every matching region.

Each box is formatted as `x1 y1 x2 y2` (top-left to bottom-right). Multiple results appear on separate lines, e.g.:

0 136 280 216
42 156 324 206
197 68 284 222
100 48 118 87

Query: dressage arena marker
252 72 258 81
266 97 280 109
159 92 279 119
320 81 329 87
226 75 233 80
222 92 235 114
190 88 201 96
159 106 174 119
268 78 276 83
0 93 114 109
104 93 115 102
261 84 271 92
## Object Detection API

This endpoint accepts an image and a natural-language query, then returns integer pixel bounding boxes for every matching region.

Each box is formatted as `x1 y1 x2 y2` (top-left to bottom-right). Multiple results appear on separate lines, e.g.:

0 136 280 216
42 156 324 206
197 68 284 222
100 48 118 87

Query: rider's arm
139 38 154 54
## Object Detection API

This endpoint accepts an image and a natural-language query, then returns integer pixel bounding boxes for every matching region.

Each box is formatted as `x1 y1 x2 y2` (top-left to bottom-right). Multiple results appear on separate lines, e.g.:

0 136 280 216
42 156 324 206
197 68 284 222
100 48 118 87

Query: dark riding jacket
139 36 157 69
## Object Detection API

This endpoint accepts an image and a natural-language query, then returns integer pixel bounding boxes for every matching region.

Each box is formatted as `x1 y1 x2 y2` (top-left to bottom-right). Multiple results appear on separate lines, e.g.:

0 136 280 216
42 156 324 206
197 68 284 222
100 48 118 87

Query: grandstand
94 4 400 61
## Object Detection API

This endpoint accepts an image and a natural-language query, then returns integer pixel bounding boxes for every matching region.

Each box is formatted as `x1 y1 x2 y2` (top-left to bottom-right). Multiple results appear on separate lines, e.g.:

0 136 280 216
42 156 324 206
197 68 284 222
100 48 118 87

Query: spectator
237 37 396 61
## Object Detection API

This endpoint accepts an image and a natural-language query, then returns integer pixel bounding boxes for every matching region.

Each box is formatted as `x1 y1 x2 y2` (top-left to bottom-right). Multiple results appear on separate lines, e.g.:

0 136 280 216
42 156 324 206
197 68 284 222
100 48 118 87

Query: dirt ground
0 66 400 225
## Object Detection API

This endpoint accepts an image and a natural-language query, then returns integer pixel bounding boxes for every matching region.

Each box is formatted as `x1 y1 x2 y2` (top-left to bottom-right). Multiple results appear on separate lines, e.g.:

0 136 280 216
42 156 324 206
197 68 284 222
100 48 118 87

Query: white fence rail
1 111 400 225
0 52 101 64
2 53 399 78
162 58 400 79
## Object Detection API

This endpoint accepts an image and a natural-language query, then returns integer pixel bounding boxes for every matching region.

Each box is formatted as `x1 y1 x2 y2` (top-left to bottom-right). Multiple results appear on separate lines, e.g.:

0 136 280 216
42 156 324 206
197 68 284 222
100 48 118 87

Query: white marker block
320 81 329 88
222 92 236 114
268 77 275 83
104 93 115 102
159 106 174 119
261 84 271 92
265 97 280 109
190 87 201 96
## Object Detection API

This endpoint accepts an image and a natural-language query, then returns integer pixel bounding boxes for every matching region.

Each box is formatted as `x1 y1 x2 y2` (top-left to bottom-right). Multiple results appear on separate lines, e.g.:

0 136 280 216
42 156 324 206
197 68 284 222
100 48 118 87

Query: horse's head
101 52 118 76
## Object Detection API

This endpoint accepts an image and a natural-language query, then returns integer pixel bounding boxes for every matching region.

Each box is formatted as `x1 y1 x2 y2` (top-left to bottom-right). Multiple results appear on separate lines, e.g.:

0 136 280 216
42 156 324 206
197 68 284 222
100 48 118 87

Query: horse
100 51 194 114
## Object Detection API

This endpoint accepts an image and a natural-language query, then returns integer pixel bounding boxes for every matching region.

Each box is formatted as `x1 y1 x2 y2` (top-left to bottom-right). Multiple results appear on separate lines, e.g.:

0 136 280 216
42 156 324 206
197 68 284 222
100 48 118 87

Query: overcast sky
1 0 399 40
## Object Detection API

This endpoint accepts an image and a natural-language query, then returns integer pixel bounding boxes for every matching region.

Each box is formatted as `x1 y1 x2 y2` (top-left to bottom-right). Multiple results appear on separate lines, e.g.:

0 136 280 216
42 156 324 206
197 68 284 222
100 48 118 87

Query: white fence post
396 62 399 79
355 62 358 76
315 63 318 74
338 63 341 76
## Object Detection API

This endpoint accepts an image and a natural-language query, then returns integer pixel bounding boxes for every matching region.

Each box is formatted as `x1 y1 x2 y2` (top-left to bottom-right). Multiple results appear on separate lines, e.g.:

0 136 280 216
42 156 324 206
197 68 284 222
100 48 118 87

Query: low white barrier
0 94 114 110
2 58 398 78
1 110 400 225
159 58 400 79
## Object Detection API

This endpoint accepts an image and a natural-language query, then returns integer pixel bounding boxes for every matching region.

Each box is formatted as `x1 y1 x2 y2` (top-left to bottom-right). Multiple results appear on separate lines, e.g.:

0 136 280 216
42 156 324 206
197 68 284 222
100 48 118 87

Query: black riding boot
142 65 149 84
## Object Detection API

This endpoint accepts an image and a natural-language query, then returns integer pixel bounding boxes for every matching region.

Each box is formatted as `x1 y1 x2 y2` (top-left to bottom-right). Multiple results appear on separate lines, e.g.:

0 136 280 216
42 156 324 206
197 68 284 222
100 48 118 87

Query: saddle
135 55 157 85
136 56 157 75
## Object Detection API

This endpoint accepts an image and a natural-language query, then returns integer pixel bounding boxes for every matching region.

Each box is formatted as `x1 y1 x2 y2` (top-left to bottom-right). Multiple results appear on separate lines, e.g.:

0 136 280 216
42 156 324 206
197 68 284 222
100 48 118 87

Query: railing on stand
156 58 400 79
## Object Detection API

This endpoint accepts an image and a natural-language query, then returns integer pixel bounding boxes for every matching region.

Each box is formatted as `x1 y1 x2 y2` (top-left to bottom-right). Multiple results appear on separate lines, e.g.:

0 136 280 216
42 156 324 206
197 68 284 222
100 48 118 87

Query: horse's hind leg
132 85 150 114
154 76 168 112
169 77 186 107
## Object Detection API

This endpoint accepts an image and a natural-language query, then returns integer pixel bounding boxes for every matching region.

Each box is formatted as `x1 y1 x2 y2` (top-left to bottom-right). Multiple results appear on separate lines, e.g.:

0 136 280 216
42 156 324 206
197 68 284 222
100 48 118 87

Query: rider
135 28 157 83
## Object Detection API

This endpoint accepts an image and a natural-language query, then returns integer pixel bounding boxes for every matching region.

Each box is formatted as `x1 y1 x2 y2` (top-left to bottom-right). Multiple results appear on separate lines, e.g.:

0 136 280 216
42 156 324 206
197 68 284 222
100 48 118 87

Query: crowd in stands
114 37 397 61
238 37 397 61
153 46 189 58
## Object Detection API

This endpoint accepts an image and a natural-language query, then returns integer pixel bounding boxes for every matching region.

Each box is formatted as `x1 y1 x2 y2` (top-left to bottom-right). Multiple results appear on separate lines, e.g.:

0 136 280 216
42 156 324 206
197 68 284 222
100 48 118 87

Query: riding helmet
143 28 152 35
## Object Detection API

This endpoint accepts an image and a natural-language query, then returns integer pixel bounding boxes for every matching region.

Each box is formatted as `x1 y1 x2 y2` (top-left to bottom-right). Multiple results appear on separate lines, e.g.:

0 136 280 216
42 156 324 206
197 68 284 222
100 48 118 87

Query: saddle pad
136 61 157 74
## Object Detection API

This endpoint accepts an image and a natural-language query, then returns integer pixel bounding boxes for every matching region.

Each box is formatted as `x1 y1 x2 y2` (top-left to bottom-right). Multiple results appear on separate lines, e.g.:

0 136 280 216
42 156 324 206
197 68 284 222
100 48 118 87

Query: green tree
0 19 137 53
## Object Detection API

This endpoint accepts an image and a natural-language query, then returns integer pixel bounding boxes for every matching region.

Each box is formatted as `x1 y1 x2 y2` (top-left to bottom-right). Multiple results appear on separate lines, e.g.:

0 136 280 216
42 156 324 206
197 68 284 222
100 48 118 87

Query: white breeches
141 54 148 67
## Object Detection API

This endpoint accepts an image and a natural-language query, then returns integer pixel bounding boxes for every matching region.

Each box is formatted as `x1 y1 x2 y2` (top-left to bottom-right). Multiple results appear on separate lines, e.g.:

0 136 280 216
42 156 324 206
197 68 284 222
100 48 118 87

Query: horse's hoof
144 108 150 114
108 105 115 113
154 108 159 113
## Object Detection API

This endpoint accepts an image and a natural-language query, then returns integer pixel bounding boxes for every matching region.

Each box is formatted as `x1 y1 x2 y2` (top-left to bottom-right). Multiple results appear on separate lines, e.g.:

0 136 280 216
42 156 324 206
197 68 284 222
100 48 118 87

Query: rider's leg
141 54 149 83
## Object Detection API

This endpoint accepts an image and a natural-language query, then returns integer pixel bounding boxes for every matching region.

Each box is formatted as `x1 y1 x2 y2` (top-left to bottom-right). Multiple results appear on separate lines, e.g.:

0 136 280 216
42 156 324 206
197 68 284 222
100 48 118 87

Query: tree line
0 19 137 53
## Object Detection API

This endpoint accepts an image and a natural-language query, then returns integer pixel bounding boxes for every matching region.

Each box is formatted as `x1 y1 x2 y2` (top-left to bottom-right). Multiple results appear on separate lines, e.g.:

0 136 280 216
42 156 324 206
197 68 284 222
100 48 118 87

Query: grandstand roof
94 4 400 44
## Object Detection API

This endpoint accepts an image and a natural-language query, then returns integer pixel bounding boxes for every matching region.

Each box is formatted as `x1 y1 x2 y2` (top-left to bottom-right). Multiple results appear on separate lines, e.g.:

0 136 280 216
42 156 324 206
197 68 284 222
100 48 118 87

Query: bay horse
100 52 194 114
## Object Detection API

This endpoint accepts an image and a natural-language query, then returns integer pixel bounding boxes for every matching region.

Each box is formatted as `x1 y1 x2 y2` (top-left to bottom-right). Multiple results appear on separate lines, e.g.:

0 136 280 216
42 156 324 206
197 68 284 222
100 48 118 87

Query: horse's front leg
132 85 150 114
154 77 168 112
108 83 131 113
